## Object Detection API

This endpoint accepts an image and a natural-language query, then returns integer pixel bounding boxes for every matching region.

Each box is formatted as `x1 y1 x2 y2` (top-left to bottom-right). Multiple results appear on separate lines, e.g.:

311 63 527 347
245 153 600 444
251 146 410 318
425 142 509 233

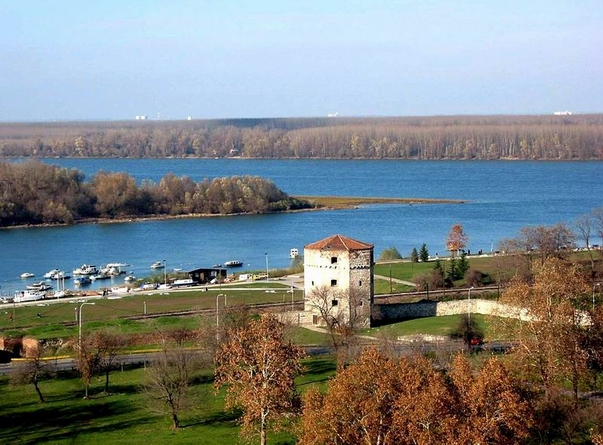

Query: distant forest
0 162 312 228
1 114 602 160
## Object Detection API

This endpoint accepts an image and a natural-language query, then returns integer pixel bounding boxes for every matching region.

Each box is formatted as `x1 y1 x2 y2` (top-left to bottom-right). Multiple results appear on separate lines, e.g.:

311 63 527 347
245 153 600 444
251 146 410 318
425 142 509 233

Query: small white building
304 234 374 328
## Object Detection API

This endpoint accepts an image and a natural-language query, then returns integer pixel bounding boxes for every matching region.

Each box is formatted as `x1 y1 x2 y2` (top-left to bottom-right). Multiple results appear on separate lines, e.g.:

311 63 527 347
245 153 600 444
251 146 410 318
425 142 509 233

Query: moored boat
150 261 165 269
74 276 91 286
20 272 35 279
73 264 98 275
101 264 127 276
90 272 111 281
49 271 71 280
224 260 243 267
26 281 52 291
44 269 61 279
14 290 45 303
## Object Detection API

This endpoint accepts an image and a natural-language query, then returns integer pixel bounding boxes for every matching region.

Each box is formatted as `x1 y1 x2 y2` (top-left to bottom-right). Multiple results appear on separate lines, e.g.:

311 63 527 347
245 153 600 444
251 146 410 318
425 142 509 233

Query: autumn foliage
214 315 305 445
446 223 468 255
300 349 533 445
0 161 312 227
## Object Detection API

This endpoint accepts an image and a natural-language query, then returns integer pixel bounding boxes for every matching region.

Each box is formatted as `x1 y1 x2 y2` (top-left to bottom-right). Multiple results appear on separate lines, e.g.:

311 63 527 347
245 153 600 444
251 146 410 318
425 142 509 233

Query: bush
379 247 403 261
466 269 493 287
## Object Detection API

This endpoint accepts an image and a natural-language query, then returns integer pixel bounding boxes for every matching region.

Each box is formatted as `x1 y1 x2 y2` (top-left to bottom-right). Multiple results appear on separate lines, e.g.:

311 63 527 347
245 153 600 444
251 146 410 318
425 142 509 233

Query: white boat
49 271 71 280
101 264 126 276
26 282 53 291
44 269 61 279
124 275 137 282
110 286 130 294
73 264 98 275
20 272 35 279
74 276 91 286
14 290 45 303
151 261 165 269
172 278 195 287
224 260 243 267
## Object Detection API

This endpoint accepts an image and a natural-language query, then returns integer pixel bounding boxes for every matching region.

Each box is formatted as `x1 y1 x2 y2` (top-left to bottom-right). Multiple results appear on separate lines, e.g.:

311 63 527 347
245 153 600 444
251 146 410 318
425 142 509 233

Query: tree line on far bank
0 161 312 227
1 114 603 160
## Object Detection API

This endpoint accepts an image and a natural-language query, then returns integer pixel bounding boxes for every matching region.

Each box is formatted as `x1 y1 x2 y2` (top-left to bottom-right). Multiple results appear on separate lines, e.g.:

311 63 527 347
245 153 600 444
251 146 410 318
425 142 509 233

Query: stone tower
304 234 374 328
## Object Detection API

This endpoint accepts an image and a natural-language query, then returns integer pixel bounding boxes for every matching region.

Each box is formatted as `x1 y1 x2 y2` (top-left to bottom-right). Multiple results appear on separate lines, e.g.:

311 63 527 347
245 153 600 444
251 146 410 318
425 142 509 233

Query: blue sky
1 1 601 121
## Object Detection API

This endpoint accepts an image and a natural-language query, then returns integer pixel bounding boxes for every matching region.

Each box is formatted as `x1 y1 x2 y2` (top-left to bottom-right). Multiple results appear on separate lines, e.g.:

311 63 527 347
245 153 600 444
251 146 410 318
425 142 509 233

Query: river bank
0 195 463 230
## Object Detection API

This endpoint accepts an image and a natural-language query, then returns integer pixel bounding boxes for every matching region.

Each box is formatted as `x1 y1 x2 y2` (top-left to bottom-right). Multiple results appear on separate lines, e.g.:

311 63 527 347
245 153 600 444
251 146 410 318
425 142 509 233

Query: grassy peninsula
295 195 465 209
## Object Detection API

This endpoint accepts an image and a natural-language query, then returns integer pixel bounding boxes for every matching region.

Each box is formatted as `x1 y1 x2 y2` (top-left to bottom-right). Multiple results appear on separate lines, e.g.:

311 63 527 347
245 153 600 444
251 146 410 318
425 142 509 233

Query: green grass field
0 284 303 339
0 356 337 445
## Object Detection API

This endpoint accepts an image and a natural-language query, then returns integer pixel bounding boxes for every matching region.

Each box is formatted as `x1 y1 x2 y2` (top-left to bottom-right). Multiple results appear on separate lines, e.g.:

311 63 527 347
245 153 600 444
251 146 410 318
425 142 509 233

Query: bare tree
10 345 55 403
576 213 595 269
76 336 101 399
90 330 127 393
593 207 603 250
143 330 199 429
305 285 362 366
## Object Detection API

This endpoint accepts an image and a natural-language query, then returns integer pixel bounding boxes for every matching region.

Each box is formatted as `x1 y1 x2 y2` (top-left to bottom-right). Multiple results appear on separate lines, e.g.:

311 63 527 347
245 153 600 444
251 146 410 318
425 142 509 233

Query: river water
1 159 602 294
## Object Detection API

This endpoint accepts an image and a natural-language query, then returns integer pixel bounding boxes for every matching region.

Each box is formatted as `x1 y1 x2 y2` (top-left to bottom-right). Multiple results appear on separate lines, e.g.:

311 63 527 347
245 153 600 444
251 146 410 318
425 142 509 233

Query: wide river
1 159 602 294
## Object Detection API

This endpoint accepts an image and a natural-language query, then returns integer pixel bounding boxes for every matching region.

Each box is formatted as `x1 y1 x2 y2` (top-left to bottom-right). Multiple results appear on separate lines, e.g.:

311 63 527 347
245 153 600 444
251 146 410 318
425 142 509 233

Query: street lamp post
78 302 96 351
389 265 392 293
163 259 167 286
593 283 601 312
468 287 475 324
265 253 269 282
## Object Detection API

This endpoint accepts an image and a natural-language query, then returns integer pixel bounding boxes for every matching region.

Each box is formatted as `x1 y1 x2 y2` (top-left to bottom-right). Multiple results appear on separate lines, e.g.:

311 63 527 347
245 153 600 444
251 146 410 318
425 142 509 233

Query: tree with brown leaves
449 355 534 444
495 257 591 403
214 315 305 445
446 223 468 256
300 349 534 445
300 349 458 445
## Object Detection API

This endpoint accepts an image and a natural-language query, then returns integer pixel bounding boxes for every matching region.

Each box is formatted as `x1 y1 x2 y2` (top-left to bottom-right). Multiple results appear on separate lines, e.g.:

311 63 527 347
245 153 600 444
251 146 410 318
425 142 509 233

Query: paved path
374 274 416 287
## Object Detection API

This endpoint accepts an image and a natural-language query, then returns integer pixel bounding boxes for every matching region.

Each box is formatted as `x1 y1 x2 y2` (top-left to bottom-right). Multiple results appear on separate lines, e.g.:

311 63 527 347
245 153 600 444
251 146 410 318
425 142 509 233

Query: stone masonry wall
372 299 530 324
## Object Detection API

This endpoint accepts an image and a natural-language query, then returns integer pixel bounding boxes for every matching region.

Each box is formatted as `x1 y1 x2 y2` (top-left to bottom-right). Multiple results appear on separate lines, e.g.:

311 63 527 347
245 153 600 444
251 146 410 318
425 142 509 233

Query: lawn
367 314 501 341
0 355 337 445
0 285 304 340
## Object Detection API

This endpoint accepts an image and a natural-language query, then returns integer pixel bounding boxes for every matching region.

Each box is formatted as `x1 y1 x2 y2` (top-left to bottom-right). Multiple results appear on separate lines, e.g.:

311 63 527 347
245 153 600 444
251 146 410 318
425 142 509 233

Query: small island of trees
0 161 314 228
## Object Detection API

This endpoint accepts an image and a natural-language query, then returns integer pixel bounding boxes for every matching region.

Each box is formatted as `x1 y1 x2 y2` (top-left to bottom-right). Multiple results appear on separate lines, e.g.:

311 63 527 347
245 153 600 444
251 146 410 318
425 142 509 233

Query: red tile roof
305 234 374 251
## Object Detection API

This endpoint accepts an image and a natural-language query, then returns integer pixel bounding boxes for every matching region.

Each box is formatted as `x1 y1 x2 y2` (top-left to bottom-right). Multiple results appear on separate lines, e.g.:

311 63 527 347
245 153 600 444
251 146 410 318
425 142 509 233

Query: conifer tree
419 243 429 262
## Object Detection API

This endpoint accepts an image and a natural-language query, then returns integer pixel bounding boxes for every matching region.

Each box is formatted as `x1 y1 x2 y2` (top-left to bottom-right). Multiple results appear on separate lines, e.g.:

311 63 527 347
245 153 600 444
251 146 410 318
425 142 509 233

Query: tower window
331 299 338 306
331 256 338 264
331 279 337 287
359 280 362 286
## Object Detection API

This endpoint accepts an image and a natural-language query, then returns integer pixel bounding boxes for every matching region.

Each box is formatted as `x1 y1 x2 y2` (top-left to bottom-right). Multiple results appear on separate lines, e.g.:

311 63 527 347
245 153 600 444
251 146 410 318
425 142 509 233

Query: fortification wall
372 299 529 323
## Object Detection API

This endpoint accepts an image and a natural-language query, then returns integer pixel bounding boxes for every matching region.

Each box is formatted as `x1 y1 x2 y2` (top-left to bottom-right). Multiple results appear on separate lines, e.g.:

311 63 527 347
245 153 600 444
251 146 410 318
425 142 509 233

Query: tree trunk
33 381 45 403
172 412 180 429
260 411 267 445
105 369 110 393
